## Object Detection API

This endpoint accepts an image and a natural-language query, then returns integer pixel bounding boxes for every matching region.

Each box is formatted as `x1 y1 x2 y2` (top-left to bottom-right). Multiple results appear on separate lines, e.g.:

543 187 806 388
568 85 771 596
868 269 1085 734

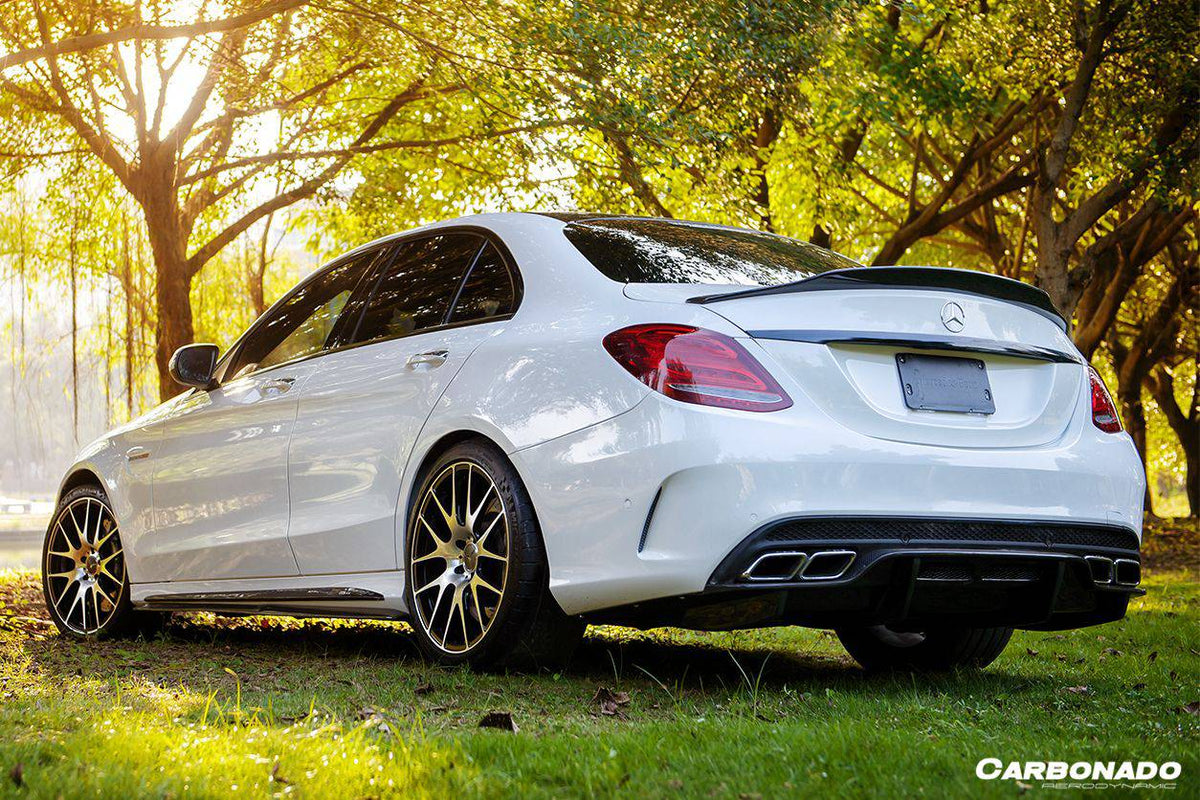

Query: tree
0 0 559 399
1030 0 1197 321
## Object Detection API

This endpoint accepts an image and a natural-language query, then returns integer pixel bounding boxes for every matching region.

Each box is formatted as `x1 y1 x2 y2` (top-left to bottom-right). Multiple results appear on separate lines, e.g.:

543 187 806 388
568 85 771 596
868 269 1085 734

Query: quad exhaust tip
741 550 856 582
1085 555 1140 587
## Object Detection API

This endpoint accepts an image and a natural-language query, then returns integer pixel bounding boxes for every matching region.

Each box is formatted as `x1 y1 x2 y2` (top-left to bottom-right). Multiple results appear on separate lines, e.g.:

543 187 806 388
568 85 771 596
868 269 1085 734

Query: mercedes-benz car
43 213 1145 670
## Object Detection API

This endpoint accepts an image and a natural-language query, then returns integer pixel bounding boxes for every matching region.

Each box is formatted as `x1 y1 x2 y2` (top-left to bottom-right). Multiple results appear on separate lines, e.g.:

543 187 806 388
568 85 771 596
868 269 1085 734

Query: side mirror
169 343 220 390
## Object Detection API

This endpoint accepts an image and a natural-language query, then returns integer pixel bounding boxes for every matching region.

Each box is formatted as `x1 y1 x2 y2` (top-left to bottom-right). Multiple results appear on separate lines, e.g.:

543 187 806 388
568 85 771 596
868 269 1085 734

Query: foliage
0 0 1194 513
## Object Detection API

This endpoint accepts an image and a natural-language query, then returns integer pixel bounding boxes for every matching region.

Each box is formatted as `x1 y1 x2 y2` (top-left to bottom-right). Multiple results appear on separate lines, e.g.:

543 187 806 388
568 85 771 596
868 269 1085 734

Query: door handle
406 350 449 368
261 376 296 395
125 446 150 462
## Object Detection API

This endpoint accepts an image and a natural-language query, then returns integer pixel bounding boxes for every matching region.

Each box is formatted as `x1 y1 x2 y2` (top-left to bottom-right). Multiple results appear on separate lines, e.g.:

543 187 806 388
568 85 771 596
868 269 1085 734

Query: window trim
207 226 525 388
329 225 524 353
213 242 391 385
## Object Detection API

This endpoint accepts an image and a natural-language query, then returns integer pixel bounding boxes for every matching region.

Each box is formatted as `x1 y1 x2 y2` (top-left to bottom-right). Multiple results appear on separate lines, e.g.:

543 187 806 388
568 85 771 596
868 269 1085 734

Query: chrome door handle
261 377 296 395
125 446 150 462
406 350 449 368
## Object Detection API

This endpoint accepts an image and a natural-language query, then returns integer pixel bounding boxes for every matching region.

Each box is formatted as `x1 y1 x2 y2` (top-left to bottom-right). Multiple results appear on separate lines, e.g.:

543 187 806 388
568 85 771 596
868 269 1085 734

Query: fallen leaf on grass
1066 685 1091 695
269 760 290 785
1026 648 1039 657
8 763 22 788
415 682 434 695
478 711 518 732
1148 651 1158 663
593 687 631 717
1179 701 1199 715
1132 682 1146 690
1102 647 1123 657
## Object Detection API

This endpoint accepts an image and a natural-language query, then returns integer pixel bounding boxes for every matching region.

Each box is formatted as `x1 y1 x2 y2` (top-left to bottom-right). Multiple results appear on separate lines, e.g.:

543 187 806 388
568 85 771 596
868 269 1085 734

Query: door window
351 233 483 345
224 249 378 380
448 242 516 324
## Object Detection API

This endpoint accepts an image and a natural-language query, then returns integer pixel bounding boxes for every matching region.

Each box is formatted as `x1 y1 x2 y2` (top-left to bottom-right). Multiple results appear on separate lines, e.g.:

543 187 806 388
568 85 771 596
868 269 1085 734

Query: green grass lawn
0 568 1196 798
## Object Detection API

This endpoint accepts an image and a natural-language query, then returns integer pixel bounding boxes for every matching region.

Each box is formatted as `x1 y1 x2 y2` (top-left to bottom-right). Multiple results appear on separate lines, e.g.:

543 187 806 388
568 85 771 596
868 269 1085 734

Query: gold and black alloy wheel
404 440 584 669
409 459 511 653
42 484 160 639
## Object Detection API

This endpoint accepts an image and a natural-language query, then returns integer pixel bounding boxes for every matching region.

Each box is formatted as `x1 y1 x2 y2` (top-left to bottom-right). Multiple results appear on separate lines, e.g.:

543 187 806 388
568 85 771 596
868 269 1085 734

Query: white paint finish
144 364 318 581
49 212 1146 624
286 325 493 575
516 389 1144 614
756 340 1081 447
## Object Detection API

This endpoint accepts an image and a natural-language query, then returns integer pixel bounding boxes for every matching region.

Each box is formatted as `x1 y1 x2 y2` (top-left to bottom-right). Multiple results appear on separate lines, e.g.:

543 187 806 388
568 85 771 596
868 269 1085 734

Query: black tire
403 440 584 670
42 484 164 640
836 624 1013 671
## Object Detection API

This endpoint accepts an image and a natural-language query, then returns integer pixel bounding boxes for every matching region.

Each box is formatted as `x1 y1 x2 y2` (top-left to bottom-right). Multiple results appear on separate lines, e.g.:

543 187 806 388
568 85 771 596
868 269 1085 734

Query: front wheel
42 484 163 639
404 440 583 670
836 625 1013 671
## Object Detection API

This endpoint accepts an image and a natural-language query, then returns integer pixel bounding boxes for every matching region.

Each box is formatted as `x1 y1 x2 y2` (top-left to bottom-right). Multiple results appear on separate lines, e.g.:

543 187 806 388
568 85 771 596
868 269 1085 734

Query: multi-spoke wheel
42 485 159 639
410 460 510 652
404 440 584 668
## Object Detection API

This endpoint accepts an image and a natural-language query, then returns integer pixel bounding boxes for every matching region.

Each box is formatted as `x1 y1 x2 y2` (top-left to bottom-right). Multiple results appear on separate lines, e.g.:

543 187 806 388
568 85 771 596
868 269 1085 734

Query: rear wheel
42 484 163 639
404 440 583 670
836 624 1013 671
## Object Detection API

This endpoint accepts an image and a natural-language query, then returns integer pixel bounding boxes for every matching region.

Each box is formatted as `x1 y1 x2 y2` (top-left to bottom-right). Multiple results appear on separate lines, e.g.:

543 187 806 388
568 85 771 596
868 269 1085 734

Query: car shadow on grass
16 608 1081 709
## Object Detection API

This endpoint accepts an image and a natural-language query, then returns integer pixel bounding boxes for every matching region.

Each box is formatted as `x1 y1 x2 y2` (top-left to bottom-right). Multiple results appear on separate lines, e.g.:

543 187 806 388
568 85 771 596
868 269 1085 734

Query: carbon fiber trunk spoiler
687 267 1067 331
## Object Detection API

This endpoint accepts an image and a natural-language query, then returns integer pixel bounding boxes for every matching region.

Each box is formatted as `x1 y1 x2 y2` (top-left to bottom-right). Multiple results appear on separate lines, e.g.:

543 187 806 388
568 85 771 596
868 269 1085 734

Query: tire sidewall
42 484 134 640
403 441 540 666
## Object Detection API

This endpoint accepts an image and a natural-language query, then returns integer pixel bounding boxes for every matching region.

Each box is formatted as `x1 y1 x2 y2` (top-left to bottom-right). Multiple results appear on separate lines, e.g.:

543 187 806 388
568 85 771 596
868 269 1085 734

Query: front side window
563 218 860 286
225 250 376 379
448 242 516 324
351 233 483 344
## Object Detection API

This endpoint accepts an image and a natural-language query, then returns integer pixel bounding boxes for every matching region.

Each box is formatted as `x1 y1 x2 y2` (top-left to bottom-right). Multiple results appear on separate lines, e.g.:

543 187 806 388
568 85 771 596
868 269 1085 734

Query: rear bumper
586 518 1141 632
514 392 1145 617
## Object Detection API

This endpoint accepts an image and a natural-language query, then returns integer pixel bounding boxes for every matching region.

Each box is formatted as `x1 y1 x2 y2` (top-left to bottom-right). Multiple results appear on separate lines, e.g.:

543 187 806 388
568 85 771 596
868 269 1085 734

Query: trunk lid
628 277 1084 448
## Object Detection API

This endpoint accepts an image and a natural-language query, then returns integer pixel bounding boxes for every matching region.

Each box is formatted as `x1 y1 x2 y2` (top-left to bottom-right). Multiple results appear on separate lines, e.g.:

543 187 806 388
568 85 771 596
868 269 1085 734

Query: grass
0 567 1197 798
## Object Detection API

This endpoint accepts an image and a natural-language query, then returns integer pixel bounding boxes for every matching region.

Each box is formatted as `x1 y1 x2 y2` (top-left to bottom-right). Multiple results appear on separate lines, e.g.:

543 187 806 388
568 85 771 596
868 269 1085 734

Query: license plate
896 353 995 414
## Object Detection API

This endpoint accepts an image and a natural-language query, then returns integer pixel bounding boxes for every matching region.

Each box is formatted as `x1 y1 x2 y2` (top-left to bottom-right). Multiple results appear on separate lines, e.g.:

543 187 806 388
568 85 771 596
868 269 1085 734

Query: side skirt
132 570 408 620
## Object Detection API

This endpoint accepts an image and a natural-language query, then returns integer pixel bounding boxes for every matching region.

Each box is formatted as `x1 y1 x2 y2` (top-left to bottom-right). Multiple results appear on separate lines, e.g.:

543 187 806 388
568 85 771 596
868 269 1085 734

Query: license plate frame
896 352 995 415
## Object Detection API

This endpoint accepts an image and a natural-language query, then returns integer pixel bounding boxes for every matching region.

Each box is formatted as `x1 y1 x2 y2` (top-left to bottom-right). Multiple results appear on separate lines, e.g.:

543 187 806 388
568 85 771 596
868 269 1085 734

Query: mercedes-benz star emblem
940 301 965 333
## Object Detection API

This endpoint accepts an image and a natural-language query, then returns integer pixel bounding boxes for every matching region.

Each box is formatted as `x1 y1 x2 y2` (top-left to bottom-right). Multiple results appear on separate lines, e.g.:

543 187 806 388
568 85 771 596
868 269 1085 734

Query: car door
286 232 520 575
142 250 379 582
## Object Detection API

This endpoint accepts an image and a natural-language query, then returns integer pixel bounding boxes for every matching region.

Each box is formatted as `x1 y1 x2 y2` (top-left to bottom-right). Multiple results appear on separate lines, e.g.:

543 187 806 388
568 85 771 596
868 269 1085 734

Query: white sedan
43 213 1145 670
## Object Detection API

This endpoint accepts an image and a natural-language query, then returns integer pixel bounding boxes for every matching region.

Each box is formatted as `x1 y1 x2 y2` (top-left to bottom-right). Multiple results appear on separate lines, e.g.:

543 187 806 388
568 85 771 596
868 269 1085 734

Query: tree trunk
1149 367 1199 517
138 176 196 403
146 221 195 403
1115 379 1153 514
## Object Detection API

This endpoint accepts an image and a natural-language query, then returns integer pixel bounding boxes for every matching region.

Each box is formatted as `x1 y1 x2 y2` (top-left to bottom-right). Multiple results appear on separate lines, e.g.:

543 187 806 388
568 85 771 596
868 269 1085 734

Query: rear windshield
562 218 860 285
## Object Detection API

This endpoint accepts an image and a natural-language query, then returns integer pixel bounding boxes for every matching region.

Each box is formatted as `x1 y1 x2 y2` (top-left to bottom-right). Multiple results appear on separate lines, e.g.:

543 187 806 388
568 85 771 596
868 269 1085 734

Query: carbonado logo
977 759 1181 789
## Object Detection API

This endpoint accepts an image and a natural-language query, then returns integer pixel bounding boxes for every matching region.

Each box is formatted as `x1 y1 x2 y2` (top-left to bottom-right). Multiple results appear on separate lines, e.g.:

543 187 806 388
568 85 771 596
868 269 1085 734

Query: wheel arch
56 466 107 504
396 424 539 572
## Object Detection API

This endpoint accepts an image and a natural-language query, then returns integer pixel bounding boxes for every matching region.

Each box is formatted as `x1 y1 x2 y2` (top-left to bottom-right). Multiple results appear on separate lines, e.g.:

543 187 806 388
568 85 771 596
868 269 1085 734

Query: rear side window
563 218 860 285
449 242 516 324
351 233 482 344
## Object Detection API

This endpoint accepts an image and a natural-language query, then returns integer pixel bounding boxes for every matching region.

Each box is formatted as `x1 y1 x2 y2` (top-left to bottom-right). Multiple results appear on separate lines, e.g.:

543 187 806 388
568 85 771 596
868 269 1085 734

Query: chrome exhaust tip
741 551 807 582
798 550 856 581
1113 558 1141 587
1084 555 1114 585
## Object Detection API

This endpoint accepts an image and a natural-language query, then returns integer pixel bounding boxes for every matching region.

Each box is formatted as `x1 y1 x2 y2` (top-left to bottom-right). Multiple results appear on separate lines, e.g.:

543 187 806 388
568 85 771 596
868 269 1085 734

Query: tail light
603 324 792 412
1088 367 1122 433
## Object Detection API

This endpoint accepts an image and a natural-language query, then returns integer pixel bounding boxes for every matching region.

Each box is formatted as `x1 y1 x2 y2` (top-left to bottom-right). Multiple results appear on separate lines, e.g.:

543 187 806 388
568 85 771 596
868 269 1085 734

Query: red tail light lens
603 324 792 412
1088 367 1122 433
